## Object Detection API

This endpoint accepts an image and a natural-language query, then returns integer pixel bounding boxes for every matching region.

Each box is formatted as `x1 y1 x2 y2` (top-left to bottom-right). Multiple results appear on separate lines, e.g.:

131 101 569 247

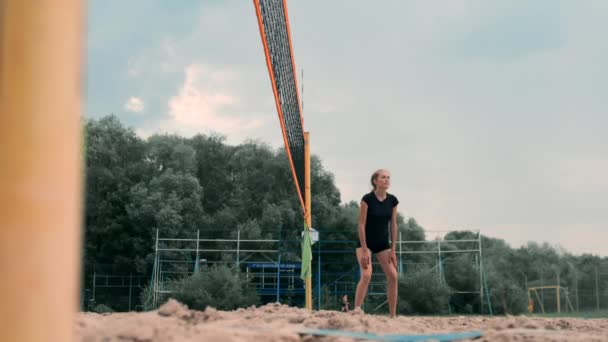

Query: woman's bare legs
354 248 373 309
376 249 398 317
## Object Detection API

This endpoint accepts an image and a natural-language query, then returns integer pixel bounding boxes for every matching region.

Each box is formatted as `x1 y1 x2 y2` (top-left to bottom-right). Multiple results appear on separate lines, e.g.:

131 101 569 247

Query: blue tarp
245 262 301 269
298 328 484 342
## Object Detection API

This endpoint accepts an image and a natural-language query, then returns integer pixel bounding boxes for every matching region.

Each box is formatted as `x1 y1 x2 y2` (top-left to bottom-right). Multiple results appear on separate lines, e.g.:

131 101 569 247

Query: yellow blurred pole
304 132 312 310
0 1 84 341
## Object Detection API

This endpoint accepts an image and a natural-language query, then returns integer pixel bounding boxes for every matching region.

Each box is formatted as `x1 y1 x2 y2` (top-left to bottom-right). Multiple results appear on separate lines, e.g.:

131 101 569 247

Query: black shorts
356 241 391 254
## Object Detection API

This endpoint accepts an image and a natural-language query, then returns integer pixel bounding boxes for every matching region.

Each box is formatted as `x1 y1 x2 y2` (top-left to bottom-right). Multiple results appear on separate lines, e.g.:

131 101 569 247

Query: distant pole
566 261 579 312
398 231 403 274
555 269 561 313
437 239 442 283
92 272 97 304
153 229 159 307
195 230 200 272
595 266 600 311
318 240 321 310
236 230 241 266
276 253 281 303
128 274 133 311
478 234 484 314
575 273 579 311
540 268 545 309
304 132 312 310
518 270 529 308
0 1 84 341
557 287 561 313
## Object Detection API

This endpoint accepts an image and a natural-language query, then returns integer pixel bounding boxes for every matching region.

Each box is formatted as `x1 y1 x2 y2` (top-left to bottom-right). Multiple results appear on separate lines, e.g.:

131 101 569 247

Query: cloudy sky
87 1 608 256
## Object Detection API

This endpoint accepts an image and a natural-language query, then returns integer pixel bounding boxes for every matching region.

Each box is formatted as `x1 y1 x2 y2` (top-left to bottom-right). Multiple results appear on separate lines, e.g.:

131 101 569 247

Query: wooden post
0 1 84 341
304 132 312 310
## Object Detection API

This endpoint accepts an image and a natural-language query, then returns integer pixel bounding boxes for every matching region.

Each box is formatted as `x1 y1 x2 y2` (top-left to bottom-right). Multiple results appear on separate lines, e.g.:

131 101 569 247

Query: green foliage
398 270 453 315
84 116 150 274
84 116 312 276
401 218 425 241
168 265 259 311
485 269 528 315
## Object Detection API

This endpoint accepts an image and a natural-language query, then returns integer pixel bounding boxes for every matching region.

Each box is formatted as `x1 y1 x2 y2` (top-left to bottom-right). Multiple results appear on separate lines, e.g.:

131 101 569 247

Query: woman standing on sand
354 169 399 317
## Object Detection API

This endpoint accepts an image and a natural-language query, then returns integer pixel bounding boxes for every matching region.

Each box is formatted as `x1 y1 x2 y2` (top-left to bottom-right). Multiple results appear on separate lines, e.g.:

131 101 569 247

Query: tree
126 169 205 272
398 269 453 315
146 134 196 175
84 115 149 274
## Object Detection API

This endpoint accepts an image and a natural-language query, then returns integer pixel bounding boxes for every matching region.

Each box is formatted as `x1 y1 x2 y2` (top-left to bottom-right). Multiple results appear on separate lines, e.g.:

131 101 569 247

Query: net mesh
255 0 306 208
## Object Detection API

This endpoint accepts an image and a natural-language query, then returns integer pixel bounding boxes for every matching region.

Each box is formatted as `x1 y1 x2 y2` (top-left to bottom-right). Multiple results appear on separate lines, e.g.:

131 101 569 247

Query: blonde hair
370 169 389 190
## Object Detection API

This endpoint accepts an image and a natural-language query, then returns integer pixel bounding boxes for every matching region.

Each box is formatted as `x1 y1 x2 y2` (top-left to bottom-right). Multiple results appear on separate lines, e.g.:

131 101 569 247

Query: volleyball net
253 0 306 212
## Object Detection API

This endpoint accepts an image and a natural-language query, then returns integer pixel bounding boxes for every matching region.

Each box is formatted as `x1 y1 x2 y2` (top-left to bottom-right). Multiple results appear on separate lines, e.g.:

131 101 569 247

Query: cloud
124 96 144 113
105 2 281 146
127 58 141 77
161 63 263 138
160 38 181 73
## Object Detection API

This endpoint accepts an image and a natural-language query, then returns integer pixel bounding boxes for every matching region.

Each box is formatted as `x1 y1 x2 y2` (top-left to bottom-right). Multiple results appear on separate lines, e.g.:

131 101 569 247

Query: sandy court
75 299 608 342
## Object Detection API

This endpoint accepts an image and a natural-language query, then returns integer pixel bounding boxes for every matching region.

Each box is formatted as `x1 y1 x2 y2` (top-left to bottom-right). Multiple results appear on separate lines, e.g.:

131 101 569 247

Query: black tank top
361 191 399 246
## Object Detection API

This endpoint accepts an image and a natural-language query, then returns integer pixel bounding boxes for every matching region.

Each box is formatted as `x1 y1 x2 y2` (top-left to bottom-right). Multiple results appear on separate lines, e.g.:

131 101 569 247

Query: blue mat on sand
298 328 483 342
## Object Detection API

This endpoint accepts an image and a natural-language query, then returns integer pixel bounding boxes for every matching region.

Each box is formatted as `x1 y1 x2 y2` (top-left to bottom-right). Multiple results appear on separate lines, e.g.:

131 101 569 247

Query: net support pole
304 131 312 310
0 1 84 341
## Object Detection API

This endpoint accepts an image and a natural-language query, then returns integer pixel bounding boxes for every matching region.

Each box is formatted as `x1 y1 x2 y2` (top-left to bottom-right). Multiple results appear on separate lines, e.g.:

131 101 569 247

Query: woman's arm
390 206 398 251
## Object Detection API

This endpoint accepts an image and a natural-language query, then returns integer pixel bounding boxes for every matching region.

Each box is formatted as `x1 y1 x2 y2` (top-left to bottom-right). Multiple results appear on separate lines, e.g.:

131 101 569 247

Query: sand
75 299 608 341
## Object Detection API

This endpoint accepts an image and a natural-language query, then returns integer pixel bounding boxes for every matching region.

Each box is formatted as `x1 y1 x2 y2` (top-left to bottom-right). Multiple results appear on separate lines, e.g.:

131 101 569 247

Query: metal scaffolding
87 273 146 312
148 229 489 313
149 229 306 307
397 230 489 314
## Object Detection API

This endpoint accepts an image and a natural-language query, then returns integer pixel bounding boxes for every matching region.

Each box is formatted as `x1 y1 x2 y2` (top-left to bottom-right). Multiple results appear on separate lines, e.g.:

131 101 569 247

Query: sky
86 0 608 256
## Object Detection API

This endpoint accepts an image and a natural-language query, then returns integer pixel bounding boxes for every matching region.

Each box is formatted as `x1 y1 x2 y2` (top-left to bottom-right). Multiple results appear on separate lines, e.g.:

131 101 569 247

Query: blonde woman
354 169 399 317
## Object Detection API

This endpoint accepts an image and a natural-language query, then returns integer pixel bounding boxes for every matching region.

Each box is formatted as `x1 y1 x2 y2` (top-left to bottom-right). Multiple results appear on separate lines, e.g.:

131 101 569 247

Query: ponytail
370 169 386 190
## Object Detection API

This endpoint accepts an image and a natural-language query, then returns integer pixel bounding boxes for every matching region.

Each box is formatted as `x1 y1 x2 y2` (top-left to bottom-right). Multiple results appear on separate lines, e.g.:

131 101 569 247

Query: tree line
84 115 608 315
